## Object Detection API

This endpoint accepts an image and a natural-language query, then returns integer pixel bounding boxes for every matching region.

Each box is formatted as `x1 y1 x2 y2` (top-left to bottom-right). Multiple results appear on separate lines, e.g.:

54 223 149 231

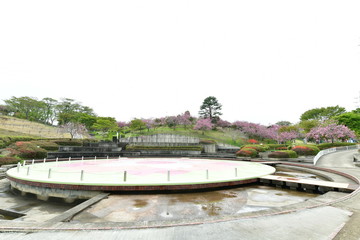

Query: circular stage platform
6 158 275 196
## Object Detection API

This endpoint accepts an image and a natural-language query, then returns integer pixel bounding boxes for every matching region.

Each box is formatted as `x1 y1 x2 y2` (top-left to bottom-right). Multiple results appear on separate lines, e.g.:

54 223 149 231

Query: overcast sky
1 0 360 125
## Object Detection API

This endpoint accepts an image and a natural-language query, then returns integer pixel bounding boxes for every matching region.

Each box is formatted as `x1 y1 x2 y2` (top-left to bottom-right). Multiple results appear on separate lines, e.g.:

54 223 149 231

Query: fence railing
313 145 360 165
9 157 251 184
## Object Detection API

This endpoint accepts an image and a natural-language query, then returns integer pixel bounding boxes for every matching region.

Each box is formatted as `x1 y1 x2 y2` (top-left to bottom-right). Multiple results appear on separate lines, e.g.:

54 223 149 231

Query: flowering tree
307 123 356 143
165 116 179 130
117 121 129 128
194 118 213 132
274 125 301 143
216 119 231 128
141 118 155 131
60 122 88 139
232 121 273 140
232 121 301 143
176 112 193 129
153 118 165 129
276 131 300 143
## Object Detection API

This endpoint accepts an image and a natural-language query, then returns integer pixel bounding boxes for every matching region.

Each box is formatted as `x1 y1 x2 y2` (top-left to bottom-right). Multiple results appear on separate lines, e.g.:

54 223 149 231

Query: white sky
1 0 360 125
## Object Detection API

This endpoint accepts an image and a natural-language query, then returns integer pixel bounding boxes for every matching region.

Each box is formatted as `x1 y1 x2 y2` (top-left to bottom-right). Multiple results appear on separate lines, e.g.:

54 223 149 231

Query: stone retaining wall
119 134 199 146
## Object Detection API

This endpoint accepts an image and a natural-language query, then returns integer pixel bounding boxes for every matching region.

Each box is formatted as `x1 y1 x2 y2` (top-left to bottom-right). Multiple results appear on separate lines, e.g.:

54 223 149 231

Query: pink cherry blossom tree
194 118 213 133
176 112 193 129
307 123 356 143
232 121 273 140
216 119 231 128
117 121 129 128
141 118 154 131
165 116 179 130
60 122 88 139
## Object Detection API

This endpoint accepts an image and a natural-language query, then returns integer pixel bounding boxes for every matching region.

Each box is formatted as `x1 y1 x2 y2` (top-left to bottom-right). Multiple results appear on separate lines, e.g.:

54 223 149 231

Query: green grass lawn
0 128 38 137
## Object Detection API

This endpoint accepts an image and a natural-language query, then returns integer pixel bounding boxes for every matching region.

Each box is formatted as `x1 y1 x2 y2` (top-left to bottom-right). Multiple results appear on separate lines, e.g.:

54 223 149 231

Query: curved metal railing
313 144 360 165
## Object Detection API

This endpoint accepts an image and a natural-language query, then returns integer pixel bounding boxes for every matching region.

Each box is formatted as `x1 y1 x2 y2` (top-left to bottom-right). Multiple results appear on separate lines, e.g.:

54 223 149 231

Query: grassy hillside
124 126 247 146
0 116 70 138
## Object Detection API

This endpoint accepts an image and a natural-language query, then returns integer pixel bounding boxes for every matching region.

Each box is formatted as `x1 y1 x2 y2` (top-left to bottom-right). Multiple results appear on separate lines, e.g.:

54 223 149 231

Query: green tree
41 97 58 125
300 106 346 121
4 96 46 122
77 113 98 130
298 120 319 133
56 98 95 125
199 96 222 122
129 119 146 132
92 117 119 133
334 112 360 136
0 105 10 115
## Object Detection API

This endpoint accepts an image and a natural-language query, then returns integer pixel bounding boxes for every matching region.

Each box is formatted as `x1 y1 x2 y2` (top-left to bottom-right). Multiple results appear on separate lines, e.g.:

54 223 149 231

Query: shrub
247 139 258 144
30 140 59 151
242 144 267 152
0 156 20 165
0 140 6 148
266 144 288 150
53 139 83 146
291 145 320 156
236 147 258 158
275 147 288 150
317 142 357 150
268 150 298 159
0 136 39 148
7 142 47 159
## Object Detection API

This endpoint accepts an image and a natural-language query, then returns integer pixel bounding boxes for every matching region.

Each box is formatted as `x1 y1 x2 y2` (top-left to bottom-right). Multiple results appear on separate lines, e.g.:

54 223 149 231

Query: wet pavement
0 167 320 223
72 185 317 223
275 166 327 180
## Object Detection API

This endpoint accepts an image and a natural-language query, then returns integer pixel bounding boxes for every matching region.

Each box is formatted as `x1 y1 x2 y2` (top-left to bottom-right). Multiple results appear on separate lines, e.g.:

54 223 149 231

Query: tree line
0 97 118 137
1 96 359 142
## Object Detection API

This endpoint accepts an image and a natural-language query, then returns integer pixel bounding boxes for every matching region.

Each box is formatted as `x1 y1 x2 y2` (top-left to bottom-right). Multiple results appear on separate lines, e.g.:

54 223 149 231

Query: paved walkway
315 149 360 240
1 149 360 240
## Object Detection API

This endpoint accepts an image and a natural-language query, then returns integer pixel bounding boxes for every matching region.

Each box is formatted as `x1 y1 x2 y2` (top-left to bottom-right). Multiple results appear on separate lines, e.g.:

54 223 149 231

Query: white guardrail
313 144 360 165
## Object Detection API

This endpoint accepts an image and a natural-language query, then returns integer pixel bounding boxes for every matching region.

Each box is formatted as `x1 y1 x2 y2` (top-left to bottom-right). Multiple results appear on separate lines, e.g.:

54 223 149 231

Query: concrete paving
1 148 360 239
0 206 352 240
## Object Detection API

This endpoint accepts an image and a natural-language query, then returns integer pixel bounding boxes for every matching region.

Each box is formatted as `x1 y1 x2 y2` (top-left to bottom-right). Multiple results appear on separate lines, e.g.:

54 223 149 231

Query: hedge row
30 140 59 151
266 144 288 150
236 147 258 158
0 137 95 148
236 143 322 158
7 141 48 159
2 138 97 160
0 156 20 165
317 142 357 150
290 145 320 156
268 150 298 158
241 144 268 152
125 145 203 151
0 136 40 148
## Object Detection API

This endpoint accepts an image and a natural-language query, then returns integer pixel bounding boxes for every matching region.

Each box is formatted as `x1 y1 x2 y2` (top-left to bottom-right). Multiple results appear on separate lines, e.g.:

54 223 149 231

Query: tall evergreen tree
199 96 222 122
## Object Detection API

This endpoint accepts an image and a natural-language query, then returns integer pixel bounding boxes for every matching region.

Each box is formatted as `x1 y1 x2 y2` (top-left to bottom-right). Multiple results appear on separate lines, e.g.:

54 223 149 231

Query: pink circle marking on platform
57 158 240 176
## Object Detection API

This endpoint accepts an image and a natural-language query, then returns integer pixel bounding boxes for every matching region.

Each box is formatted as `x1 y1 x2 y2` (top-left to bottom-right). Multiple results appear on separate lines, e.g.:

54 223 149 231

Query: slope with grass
124 126 247 147
0 116 70 138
